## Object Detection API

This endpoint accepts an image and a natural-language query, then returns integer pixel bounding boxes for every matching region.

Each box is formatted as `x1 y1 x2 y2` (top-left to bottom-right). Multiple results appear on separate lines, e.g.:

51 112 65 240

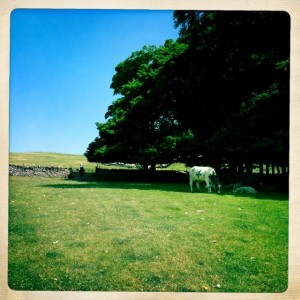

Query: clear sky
10 9 179 155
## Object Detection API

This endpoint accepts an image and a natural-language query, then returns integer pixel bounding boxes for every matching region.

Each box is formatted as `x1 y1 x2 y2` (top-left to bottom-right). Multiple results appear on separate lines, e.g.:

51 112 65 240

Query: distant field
9 152 187 173
8 152 289 292
9 152 97 172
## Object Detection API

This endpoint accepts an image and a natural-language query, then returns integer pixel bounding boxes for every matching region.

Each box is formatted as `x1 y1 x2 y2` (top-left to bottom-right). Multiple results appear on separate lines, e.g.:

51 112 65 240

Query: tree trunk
246 162 253 174
281 164 287 175
150 164 156 171
237 163 243 173
266 162 270 175
271 163 275 175
259 162 264 175
276 164 281 174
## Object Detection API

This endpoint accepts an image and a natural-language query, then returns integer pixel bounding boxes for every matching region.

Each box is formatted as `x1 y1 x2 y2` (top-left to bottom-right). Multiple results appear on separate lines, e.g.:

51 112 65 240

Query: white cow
189 166 221 193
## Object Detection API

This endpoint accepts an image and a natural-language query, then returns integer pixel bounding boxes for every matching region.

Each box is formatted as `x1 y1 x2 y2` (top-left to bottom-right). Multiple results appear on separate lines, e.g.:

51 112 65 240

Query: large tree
86 11 290 172
85 40 190 169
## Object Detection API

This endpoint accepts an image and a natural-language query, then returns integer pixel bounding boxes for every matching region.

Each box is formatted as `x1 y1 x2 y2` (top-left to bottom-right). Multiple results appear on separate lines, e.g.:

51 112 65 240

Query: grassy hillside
9 152 97 172
9 152 187 173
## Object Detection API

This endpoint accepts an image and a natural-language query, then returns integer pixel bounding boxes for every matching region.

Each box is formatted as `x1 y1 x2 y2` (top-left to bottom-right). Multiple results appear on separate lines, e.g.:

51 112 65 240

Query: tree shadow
223 188 288 201
39 177 191 194
39 173 288 201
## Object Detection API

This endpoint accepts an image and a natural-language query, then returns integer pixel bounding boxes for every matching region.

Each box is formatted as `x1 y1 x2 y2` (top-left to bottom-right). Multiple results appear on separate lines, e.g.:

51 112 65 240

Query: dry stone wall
9 164 70 178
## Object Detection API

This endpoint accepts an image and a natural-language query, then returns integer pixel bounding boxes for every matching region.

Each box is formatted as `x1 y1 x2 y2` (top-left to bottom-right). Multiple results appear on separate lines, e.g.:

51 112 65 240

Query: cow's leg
209 179 216 192
190 179 194 192
196 181 200 192
205 179 212 192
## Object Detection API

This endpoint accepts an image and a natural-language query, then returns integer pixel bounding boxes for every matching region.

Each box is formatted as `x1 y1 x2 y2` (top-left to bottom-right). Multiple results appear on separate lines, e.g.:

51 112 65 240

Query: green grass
9 152 97 172
8 174 288 292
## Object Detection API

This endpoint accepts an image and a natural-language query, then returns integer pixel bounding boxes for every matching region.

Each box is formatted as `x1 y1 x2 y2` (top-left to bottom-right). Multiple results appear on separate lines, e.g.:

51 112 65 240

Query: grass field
8 153 289 292
9 152 97 172
9 152 187 173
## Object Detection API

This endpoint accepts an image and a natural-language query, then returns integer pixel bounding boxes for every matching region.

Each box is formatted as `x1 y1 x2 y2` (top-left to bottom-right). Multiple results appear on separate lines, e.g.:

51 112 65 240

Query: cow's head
209 174 221 194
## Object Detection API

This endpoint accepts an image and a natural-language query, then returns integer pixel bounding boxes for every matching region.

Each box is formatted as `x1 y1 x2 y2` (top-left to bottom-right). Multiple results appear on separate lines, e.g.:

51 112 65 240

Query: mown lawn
8 175 288 292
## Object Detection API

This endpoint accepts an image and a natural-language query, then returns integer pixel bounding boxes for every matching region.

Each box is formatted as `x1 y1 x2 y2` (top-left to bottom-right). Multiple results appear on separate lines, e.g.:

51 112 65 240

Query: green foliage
86 40 189 166
86 11 289 170
171 11 289 166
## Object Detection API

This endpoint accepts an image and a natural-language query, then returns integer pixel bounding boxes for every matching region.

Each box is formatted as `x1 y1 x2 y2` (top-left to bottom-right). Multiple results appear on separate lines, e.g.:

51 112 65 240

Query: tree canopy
85 11 290 172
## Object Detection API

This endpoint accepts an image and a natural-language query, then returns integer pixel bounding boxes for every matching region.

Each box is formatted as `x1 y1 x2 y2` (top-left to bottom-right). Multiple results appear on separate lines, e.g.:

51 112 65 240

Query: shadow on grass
39 173 288 201
40 176 190 193
230 191 288 201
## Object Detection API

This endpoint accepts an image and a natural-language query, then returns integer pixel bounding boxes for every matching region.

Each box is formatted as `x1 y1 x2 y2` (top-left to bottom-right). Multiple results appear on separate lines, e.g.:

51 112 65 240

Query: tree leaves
86 11 289 170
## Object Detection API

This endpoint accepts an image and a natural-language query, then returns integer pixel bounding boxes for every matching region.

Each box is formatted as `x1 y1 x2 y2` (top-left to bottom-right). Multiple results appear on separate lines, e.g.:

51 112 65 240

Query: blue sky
10 9 179 155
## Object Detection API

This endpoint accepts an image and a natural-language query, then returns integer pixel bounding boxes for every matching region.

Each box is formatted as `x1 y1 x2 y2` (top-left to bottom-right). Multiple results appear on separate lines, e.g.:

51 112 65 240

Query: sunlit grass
9 175 288 292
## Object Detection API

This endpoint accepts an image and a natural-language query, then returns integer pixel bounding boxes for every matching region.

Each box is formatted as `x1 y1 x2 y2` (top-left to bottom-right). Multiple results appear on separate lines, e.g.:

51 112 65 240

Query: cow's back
189 166 215 178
